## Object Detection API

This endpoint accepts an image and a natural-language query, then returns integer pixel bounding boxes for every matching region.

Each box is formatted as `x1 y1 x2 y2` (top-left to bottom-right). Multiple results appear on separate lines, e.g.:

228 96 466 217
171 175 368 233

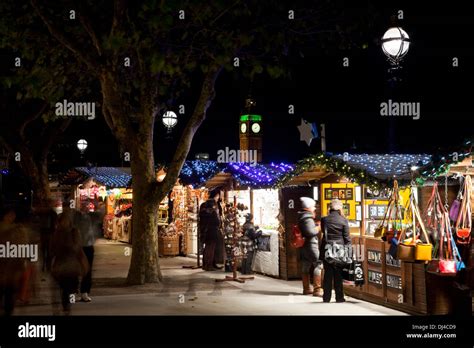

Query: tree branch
31 0 102 76
157 64 223 196
110 0 127 38
18 101 48 141
76 1 102 56
39 118 72 160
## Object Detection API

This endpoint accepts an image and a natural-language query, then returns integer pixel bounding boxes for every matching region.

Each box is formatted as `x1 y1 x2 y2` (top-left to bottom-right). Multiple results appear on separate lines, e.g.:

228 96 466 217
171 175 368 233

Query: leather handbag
439 259 457 275
413 200 432 261
323 226 352 268
397 242 416 261
456 228 471 245
454 175 472 245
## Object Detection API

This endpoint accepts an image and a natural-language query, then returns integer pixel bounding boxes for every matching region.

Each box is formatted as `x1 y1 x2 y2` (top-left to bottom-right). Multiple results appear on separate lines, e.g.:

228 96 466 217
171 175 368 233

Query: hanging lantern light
381 27 410 66
156 168 167 182
77 139 88 154
162 111 178 132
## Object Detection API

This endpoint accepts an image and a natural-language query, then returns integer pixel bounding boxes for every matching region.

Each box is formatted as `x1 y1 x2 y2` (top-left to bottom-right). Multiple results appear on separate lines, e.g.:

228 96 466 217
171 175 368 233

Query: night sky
48 1 474 169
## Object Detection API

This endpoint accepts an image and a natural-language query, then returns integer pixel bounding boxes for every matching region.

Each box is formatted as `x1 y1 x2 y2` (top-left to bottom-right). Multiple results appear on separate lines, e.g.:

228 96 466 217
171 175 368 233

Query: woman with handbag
50 213 89 315
321 199 352 303
297 197 323 296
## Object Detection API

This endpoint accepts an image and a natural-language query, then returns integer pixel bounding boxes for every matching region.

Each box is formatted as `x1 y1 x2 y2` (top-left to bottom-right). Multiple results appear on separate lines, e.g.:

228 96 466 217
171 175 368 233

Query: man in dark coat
321 199 352 303
297 197 323 296
199 198 221 271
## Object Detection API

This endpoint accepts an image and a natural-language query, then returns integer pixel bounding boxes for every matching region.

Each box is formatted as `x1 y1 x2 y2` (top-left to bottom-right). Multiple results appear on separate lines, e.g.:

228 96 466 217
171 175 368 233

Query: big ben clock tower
239 97 263 162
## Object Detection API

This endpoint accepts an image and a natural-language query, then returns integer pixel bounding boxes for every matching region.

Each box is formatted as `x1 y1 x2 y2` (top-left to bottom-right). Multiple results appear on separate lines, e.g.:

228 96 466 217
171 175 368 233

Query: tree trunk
126 138 163 285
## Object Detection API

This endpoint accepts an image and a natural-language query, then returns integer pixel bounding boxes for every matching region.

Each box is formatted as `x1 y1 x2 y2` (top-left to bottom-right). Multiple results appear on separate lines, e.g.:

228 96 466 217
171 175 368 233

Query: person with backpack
297 197 323 296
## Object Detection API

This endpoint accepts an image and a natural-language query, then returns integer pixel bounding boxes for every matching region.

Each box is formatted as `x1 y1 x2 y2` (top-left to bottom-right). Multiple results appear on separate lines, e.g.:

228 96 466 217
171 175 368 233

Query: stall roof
61 167 132 188
277 153 433 188
179 160 294 189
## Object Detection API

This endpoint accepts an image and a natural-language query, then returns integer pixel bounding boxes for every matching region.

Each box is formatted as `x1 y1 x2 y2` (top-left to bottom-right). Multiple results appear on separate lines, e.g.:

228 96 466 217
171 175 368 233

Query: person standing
240 213 262 275
50 213 88 314
199 198 221 271
321 199 352 303
0 207 30 316
35 200 57 273
74 202 95 302
297 197 323 296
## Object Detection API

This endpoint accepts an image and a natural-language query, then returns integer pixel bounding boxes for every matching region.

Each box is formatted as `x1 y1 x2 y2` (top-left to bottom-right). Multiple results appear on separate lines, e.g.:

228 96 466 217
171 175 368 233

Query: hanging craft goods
454 175 472 245
425 179 465 276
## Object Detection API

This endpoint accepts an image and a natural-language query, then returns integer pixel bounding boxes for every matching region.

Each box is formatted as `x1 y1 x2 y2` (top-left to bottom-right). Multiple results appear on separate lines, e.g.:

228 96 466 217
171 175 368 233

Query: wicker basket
159 235 179 257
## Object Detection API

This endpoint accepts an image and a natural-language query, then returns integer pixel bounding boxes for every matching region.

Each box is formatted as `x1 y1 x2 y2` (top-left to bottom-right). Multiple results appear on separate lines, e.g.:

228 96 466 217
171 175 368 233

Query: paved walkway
14 239 406 316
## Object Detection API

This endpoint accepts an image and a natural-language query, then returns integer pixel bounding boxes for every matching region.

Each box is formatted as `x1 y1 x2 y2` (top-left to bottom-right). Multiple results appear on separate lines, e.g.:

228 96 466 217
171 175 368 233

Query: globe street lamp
381 27 410 67
162 111 178 133
77 139 88 155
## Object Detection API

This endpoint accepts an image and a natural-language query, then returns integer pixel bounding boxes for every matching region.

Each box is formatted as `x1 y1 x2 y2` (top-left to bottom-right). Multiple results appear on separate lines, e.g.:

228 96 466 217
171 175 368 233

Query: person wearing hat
298 197 323 296
320 199 352 303
240 213 262 275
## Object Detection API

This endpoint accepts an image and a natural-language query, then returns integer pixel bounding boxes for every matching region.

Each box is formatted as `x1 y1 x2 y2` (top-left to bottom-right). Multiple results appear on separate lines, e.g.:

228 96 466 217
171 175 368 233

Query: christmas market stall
276 149 473 315
179 160 294 276
60 167 134 242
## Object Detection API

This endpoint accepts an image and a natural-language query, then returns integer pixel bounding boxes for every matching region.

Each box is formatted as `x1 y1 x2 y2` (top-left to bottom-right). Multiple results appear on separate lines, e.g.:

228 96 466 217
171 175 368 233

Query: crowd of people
0 199 102 316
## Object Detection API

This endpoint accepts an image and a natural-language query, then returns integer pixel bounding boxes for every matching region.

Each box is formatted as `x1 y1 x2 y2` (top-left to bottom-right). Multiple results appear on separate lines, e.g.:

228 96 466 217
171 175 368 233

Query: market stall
276 151 473 314
61 167 134 242
179 160 293 276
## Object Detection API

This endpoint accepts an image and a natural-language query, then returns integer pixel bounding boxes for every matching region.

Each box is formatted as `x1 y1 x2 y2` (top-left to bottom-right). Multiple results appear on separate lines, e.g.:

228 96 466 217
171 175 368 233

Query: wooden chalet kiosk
277 152 473 315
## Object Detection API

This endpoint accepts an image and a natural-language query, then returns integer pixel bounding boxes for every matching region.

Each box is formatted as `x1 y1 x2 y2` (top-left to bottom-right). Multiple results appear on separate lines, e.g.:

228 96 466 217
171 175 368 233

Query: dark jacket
241 221 262 253
298 211 319 247
199 200 220 243
321 210 351 246
297 210 320 263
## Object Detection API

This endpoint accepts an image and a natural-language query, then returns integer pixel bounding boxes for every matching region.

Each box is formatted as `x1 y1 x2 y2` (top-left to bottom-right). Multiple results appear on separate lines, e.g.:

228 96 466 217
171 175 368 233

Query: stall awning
179 160 294 189
60 167 132 188
277 153 433 189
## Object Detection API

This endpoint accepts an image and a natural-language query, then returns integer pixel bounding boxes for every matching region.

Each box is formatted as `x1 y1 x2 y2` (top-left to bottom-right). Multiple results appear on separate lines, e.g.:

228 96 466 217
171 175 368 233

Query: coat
297 210 320 263
241 222 262 253
321 210 352 261
0 222 30 289
50 227 89 280
199 200 221 243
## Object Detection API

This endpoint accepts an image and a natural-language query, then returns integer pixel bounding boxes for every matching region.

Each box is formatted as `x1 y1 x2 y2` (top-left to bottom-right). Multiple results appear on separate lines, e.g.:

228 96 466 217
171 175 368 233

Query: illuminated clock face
240 123 247 133
251 123 261 133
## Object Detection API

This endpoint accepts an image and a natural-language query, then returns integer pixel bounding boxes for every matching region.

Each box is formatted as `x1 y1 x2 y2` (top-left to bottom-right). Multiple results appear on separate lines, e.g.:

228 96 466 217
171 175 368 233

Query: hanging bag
413 200 432 261
449 177 463 222
455 175 472 245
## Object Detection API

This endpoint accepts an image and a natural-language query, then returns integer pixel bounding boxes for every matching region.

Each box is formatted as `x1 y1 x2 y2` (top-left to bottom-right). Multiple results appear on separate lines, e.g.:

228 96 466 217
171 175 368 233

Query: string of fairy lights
179 160 294 188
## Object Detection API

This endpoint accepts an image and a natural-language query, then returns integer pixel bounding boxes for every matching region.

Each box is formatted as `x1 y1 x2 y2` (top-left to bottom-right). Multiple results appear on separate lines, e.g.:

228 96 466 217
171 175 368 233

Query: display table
252 229 279 277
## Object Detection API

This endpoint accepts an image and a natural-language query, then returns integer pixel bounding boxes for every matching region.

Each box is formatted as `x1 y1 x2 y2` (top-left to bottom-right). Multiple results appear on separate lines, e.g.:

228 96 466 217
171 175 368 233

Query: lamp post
381 26 410 71
381 26 411 153
77 139 88 156
162 111 178 133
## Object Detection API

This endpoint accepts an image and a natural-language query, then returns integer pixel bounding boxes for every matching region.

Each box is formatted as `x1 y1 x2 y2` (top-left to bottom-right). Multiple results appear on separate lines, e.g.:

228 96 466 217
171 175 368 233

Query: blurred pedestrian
50 213 89 314
74 202 96 302
34 200 57 273
0 207 30 315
